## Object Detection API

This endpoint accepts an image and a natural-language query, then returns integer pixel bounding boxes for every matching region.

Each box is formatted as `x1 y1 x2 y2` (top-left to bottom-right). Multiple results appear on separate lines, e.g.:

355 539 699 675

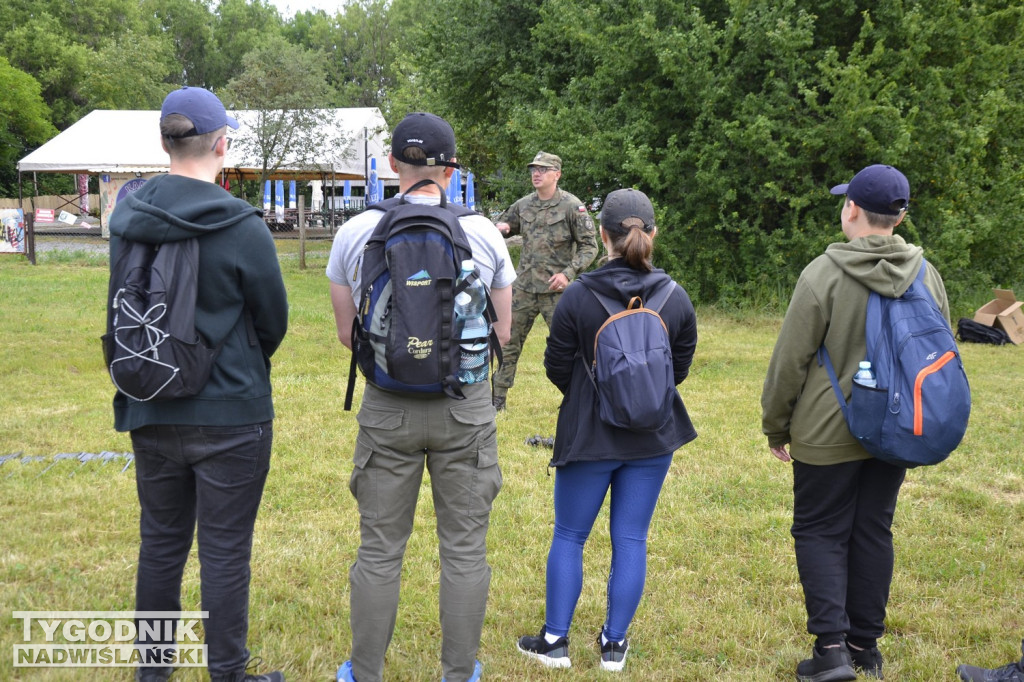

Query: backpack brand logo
407 336 433 359
406 270 432 286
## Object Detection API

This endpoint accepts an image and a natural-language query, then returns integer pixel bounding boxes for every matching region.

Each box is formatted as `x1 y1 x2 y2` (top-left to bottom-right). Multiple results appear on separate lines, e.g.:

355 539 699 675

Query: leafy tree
0 57 58 196
208 0 285 89
222 35 348 189
396 0 1024 306
286 0 398 111
141 0 217 86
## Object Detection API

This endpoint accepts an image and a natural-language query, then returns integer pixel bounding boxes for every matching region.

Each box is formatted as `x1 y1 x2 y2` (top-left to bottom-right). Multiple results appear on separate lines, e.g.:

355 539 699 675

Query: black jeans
791 457 906 648
131 422 273 680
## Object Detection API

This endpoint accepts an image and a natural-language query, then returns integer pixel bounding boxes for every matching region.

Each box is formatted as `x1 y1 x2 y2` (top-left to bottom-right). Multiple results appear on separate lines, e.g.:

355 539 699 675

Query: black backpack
581 275 678 432
957 317 1011 345
102 237 219 401
345 180 500 410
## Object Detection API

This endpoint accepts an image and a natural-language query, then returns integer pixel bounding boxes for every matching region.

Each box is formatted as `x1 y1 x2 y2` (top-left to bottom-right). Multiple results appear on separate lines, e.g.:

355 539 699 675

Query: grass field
1 238 1022 681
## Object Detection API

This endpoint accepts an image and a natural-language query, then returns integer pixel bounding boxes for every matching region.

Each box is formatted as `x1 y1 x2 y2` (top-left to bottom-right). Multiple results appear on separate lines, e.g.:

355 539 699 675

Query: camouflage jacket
500 189 598 293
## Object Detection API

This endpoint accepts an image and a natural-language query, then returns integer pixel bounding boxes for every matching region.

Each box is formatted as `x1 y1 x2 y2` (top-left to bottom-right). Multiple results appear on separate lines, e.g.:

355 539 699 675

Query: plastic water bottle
853 360 877 388
454 260 489 384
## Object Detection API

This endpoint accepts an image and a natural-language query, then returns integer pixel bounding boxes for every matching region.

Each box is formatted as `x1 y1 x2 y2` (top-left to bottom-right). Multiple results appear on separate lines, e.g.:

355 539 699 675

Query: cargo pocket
351 404 405 520
449 401 502 514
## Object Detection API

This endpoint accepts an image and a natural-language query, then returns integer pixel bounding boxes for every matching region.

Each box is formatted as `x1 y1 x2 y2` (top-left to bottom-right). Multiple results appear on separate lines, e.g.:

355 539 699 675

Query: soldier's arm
497 200 521 237
564 207 598 279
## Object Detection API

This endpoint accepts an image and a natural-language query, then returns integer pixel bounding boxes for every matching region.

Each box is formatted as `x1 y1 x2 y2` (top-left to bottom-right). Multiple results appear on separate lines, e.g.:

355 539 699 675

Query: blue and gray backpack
345 180 499 409
819 261 971 467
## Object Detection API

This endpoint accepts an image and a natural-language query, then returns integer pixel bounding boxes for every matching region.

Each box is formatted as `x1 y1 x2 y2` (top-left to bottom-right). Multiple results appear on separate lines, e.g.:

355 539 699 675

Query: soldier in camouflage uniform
493 151 598 411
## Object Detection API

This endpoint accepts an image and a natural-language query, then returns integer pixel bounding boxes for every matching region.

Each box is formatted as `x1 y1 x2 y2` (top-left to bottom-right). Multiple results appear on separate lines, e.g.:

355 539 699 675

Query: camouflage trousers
492 289 562 398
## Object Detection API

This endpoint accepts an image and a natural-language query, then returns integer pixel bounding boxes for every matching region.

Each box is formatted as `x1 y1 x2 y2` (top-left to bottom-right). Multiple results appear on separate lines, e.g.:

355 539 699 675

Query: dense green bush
402 0 1024 305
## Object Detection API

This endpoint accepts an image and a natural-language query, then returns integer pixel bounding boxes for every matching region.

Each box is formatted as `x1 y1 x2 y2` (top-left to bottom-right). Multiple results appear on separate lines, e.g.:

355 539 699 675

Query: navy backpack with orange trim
819 261 970 467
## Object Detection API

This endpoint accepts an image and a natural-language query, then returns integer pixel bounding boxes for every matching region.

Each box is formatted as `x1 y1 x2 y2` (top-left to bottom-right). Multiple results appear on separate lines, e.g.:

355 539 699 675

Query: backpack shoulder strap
645 274 677 313
817 344 852 424
580 273 676 316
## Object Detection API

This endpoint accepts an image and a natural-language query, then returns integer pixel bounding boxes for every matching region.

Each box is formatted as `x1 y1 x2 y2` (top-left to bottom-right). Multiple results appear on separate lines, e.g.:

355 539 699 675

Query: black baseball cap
599 188 656 234
391 112 459 168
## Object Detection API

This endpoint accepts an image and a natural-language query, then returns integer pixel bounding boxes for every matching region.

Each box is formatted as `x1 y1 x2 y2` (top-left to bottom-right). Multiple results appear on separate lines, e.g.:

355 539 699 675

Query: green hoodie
761 234 950 465
108 174 289 432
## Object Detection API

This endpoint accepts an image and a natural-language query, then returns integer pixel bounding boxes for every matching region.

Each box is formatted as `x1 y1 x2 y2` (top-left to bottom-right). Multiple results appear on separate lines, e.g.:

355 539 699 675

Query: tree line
3 0 1022 304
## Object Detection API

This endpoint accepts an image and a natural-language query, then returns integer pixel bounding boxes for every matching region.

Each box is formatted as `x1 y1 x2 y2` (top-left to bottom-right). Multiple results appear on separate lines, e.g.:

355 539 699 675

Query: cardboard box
973 289 1024 344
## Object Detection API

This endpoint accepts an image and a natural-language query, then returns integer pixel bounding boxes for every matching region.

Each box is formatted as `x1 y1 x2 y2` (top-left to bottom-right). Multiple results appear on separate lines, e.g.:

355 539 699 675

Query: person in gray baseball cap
491 151 598 411
516 187 697 673
762 163 951 681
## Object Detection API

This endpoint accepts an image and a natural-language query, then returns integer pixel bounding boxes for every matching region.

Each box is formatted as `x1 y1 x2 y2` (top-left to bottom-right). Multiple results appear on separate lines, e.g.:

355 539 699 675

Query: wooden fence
0 195 100 212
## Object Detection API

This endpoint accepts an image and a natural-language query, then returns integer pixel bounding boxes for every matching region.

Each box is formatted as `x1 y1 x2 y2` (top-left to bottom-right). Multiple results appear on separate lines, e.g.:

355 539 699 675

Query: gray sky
267 0 347 18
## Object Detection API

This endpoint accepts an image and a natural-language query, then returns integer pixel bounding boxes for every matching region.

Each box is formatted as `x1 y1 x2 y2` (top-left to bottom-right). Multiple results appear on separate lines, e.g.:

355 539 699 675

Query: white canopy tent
15 107 397 259
17 107 397 181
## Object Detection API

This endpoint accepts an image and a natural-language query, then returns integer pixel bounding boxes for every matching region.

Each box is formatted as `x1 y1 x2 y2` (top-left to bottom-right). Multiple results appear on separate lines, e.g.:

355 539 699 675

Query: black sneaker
958 640 1024 681
796 642 857 682
517 626 571 668
850 645 884 679
597 631 629 672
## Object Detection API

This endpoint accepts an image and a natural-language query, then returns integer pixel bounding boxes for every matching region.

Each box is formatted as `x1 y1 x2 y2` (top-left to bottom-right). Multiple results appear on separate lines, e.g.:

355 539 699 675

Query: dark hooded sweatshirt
761 234 950 465
108 174 289 432
544 259 698 466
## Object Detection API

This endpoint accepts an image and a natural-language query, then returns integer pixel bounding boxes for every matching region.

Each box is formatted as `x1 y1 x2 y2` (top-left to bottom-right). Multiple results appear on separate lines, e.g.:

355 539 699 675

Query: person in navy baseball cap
763 158 951 682
830 164 910 216
160 86 239 137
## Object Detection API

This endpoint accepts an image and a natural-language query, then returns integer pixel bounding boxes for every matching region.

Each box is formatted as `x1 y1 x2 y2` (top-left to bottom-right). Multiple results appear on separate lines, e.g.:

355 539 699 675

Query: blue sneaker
337 660 356 682
442 659 482 681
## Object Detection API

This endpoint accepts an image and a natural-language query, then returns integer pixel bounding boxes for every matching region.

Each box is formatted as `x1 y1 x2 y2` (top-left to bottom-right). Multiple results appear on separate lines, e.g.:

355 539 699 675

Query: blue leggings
544 454 672 642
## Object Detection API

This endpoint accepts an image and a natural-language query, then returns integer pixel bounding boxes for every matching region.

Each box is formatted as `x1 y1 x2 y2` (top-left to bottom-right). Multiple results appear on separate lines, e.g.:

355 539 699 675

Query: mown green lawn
1 238 1022 681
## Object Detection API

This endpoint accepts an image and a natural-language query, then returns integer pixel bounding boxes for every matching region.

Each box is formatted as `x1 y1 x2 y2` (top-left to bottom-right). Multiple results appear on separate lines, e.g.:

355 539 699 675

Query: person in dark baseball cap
160 86 239 137
390 112 459 168
516 185 696 672
599 188 656 235
762 158 951 682
830 164 910 216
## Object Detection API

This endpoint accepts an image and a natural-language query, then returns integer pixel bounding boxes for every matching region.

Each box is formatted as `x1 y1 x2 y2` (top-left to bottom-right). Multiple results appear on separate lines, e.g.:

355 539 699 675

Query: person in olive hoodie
107 87 288 682
761 165 951 682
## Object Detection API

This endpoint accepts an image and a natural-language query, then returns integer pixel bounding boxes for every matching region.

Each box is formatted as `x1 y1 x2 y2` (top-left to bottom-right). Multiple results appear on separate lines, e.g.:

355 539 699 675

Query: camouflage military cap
528 151 562 170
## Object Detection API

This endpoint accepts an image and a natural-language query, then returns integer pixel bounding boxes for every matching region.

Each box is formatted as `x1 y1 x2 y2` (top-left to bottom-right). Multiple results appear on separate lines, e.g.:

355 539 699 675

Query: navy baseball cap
599 188 655 234
161 86 239 136
391 112 459 168
830 164 910 215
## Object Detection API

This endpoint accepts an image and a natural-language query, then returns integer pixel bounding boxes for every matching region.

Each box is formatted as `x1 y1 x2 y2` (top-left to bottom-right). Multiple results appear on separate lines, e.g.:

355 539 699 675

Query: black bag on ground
957 317 1011 345
102 237 219 401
